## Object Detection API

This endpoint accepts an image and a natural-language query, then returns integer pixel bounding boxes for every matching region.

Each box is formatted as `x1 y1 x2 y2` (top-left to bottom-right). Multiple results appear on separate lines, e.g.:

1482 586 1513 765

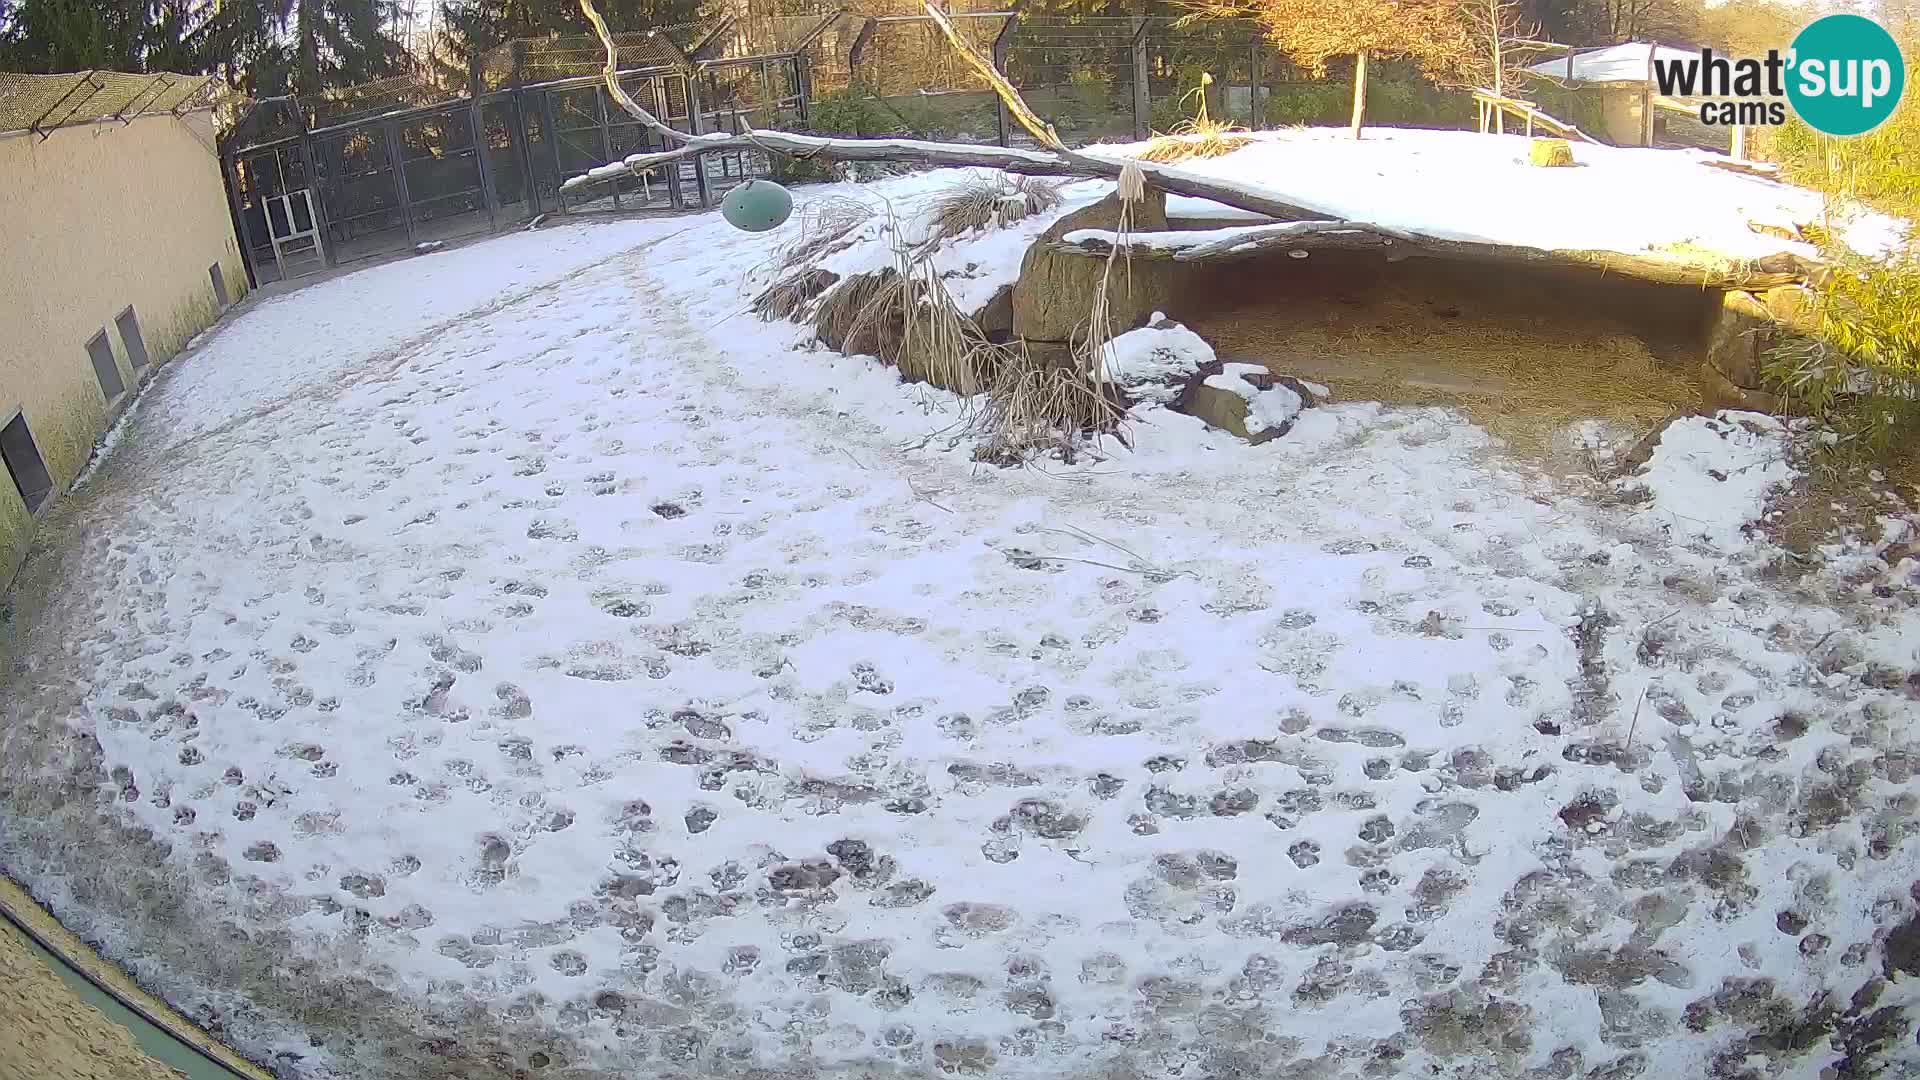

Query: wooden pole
1349 51 1367 140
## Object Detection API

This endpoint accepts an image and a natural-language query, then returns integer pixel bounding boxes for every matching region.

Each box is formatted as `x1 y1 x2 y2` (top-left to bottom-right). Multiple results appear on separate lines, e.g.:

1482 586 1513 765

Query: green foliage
803 89 894 136
1522 80 1609 139
770 151 836 185
805 88 998 141
1251 75 1471 128
1757 23 1919 221
0 0 201 74
1762 252 1920 464
1753 25 1920 466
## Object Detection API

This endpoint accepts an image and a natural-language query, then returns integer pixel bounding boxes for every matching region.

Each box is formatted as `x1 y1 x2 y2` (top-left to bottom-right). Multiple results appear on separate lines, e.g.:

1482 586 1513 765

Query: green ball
720 179 793 233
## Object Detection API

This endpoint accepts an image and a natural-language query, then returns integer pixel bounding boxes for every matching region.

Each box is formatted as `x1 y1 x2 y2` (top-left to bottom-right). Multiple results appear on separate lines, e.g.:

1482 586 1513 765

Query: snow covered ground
3 167 1920 1080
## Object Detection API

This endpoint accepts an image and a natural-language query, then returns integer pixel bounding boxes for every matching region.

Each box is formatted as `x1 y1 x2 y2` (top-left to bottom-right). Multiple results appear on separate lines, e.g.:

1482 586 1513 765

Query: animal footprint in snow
851 662 893 695
468 834 512 889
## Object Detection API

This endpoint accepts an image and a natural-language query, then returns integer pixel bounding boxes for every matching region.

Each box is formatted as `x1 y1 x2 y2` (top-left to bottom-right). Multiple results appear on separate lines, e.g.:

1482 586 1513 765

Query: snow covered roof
1527 43 1698 84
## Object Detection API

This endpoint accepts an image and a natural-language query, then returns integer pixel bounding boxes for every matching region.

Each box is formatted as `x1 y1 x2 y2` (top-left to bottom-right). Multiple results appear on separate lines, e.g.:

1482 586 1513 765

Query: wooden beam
1050 225 1817 288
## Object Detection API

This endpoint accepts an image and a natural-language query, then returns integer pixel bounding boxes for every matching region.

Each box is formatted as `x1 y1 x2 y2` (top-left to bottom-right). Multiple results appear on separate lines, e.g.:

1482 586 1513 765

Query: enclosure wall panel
0 109 246 585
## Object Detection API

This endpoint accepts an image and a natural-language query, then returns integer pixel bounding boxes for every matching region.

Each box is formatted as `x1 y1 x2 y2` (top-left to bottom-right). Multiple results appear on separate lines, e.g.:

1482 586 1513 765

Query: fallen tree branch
1053 224 1818 287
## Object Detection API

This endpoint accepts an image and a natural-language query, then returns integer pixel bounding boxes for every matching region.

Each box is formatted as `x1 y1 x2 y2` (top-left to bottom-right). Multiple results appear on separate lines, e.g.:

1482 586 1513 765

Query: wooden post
1131 16 1151 140
1642 41 1656 147
1349 51 1367 140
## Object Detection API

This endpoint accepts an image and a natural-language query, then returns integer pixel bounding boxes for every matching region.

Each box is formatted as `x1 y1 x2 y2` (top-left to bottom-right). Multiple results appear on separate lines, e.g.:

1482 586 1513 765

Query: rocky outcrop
1705 289 1777 390
1012 189 1174 346
1701 284 1822 412
1174 359 1324 444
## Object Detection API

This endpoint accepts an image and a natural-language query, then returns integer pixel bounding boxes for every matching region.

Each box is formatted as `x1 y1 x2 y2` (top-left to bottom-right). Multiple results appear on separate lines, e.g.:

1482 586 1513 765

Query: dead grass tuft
1137 126 1255 163
777 197 875 273
971 344 1127 464
924 174 1064 246
811 242 993 395
1136 74 1254 163
753 268 840 322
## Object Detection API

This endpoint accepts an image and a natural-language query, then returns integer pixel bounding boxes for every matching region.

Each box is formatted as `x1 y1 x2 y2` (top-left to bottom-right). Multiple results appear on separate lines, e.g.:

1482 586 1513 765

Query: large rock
1012 189 1174 346
1705 289 1775 390
972 284 1015 344
1174 359 1320 444
1697 361 1784 415
1760 284 1822 335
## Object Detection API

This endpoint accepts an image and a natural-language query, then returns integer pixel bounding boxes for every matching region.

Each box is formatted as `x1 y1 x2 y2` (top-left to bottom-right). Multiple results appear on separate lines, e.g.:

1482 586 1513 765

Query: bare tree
1177 0 1475 138
1463 0 1559 131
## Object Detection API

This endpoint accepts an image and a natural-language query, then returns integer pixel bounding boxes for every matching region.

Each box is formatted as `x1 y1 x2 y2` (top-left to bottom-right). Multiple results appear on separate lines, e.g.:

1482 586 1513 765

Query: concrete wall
0 109 247 587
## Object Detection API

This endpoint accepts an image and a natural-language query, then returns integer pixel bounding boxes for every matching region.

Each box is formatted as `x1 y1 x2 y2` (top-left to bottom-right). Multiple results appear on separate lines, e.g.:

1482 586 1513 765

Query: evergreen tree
213 0 409 97
0 0 148 71
434 0 708 88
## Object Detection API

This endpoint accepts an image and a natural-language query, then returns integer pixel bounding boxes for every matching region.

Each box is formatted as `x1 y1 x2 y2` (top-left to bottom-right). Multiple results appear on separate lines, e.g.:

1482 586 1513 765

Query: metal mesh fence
305 74 462 129
479 26 702 89
0 70 218 137
210 8 1480 288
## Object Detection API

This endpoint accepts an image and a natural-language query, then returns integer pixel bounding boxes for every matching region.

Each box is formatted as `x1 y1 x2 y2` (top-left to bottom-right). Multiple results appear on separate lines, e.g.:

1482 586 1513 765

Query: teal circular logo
1787 14 1905 136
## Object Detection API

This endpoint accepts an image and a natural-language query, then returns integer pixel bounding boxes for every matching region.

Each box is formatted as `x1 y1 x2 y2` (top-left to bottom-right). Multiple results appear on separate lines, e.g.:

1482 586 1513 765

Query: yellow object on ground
1529 138 1577 167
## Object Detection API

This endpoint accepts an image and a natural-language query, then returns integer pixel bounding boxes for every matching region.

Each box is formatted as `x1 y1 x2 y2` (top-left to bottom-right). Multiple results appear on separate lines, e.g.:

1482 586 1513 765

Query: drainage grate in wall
85 330 125 402
1 411 54 513
116 306 151 369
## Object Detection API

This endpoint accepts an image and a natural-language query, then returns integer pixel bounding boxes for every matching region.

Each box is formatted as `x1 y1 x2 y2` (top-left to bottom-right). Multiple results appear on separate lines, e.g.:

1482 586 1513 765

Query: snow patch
1633 411 1796 550
1100 316 1215 402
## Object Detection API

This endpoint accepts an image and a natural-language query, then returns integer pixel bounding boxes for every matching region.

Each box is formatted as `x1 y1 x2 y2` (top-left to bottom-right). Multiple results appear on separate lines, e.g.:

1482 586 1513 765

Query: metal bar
848 17 879 68
596 85 619 210
168 75 217 115
470 97 499 230
793 9 848 52
30 72 102 140
114 74 172 123
993 14 1020 146
1248 40 1259 126
543 90 566 214
759 61 777 128
794 55 811 128
688 16 735 61
1131 16 1149 141
649 28 697 71
385 120 418 245
686 72 710 207
222 152 265 290
315 132 343 267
